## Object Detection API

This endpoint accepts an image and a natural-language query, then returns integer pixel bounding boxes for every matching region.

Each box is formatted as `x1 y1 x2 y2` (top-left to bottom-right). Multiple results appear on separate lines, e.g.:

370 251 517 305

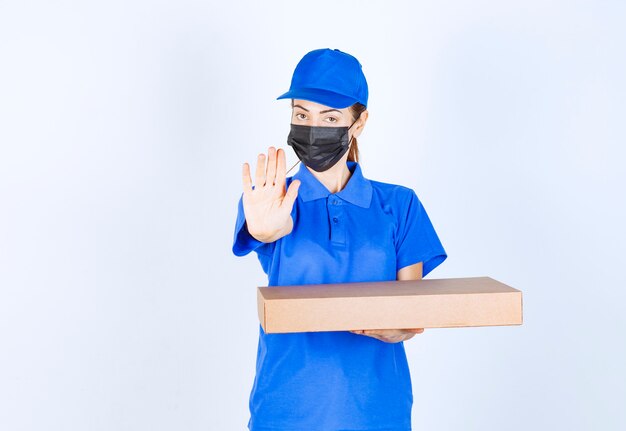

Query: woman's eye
326 117 337 123
295 113 306 120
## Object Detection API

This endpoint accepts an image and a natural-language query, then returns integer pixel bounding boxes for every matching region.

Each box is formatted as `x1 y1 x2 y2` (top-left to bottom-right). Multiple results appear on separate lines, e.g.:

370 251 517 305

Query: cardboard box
257 276 523 333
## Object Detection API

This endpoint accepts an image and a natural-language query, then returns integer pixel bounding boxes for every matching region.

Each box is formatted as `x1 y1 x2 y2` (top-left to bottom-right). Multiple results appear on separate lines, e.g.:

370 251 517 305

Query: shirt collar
292 160 373 208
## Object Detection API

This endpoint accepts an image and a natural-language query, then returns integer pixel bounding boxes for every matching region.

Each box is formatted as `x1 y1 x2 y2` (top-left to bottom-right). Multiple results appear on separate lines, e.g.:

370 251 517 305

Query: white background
1 1 624 430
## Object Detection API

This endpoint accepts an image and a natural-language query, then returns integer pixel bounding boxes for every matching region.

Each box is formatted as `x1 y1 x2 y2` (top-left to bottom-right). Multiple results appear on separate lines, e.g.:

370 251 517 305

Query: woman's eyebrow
293 104 343 114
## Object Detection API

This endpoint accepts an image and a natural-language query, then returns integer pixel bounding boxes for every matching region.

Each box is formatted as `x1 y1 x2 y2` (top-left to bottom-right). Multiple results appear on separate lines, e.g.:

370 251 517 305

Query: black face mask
287 117 359 172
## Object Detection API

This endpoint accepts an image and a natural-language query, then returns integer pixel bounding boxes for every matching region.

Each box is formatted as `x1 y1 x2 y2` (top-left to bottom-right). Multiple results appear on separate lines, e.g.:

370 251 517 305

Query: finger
391 334 411 343
242 163 253 194
275 148 287 191
362 332 390 342
363 330 380 336
254 153 266 188
266 147 277 186
281 179 300 209
364 329 397 336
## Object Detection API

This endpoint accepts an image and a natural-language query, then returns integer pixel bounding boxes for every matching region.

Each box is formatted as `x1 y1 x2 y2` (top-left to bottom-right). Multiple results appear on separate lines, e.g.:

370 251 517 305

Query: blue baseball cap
276 48 368 109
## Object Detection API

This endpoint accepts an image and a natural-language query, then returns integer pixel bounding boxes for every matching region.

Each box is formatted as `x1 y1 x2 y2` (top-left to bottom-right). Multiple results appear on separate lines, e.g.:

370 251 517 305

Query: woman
232 48 447 431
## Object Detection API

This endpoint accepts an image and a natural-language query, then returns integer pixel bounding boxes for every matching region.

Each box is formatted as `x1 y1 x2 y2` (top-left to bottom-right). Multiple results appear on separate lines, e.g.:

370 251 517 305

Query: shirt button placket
328 196 345 245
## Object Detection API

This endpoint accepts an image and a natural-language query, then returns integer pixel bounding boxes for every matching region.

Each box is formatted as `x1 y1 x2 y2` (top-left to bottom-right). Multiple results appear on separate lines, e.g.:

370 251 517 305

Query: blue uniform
232 161 447 431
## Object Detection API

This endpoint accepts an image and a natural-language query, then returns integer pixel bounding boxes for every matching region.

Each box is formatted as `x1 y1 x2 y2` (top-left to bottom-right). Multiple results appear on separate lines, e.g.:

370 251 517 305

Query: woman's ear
353 110 368 138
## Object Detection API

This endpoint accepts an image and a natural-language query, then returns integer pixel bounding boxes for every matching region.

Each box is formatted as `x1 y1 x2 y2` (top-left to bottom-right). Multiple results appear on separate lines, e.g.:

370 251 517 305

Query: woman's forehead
292 99 347 114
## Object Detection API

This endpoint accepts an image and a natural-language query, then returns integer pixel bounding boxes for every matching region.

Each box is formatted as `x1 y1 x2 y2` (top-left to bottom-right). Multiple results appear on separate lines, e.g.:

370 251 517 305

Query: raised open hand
242 147 301 243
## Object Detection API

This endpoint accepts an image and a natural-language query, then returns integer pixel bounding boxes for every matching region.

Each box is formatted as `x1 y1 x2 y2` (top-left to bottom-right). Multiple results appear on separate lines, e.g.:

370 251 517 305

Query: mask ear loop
286 159 300 175
346 114 360 154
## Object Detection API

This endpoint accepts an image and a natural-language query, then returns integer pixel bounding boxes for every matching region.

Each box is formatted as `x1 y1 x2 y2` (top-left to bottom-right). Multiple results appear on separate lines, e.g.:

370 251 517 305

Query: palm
242 147 300 242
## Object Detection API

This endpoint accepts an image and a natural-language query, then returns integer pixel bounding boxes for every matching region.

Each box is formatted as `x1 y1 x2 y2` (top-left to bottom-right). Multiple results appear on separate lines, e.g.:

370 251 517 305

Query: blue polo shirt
232 161 447 431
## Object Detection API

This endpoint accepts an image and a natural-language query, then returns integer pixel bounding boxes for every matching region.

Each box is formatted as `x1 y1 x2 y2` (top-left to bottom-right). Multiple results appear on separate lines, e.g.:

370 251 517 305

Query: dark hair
290 100 367 163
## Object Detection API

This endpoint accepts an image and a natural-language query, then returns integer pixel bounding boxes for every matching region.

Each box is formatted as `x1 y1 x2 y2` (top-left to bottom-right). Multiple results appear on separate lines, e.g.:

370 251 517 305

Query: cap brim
276 87 358 109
